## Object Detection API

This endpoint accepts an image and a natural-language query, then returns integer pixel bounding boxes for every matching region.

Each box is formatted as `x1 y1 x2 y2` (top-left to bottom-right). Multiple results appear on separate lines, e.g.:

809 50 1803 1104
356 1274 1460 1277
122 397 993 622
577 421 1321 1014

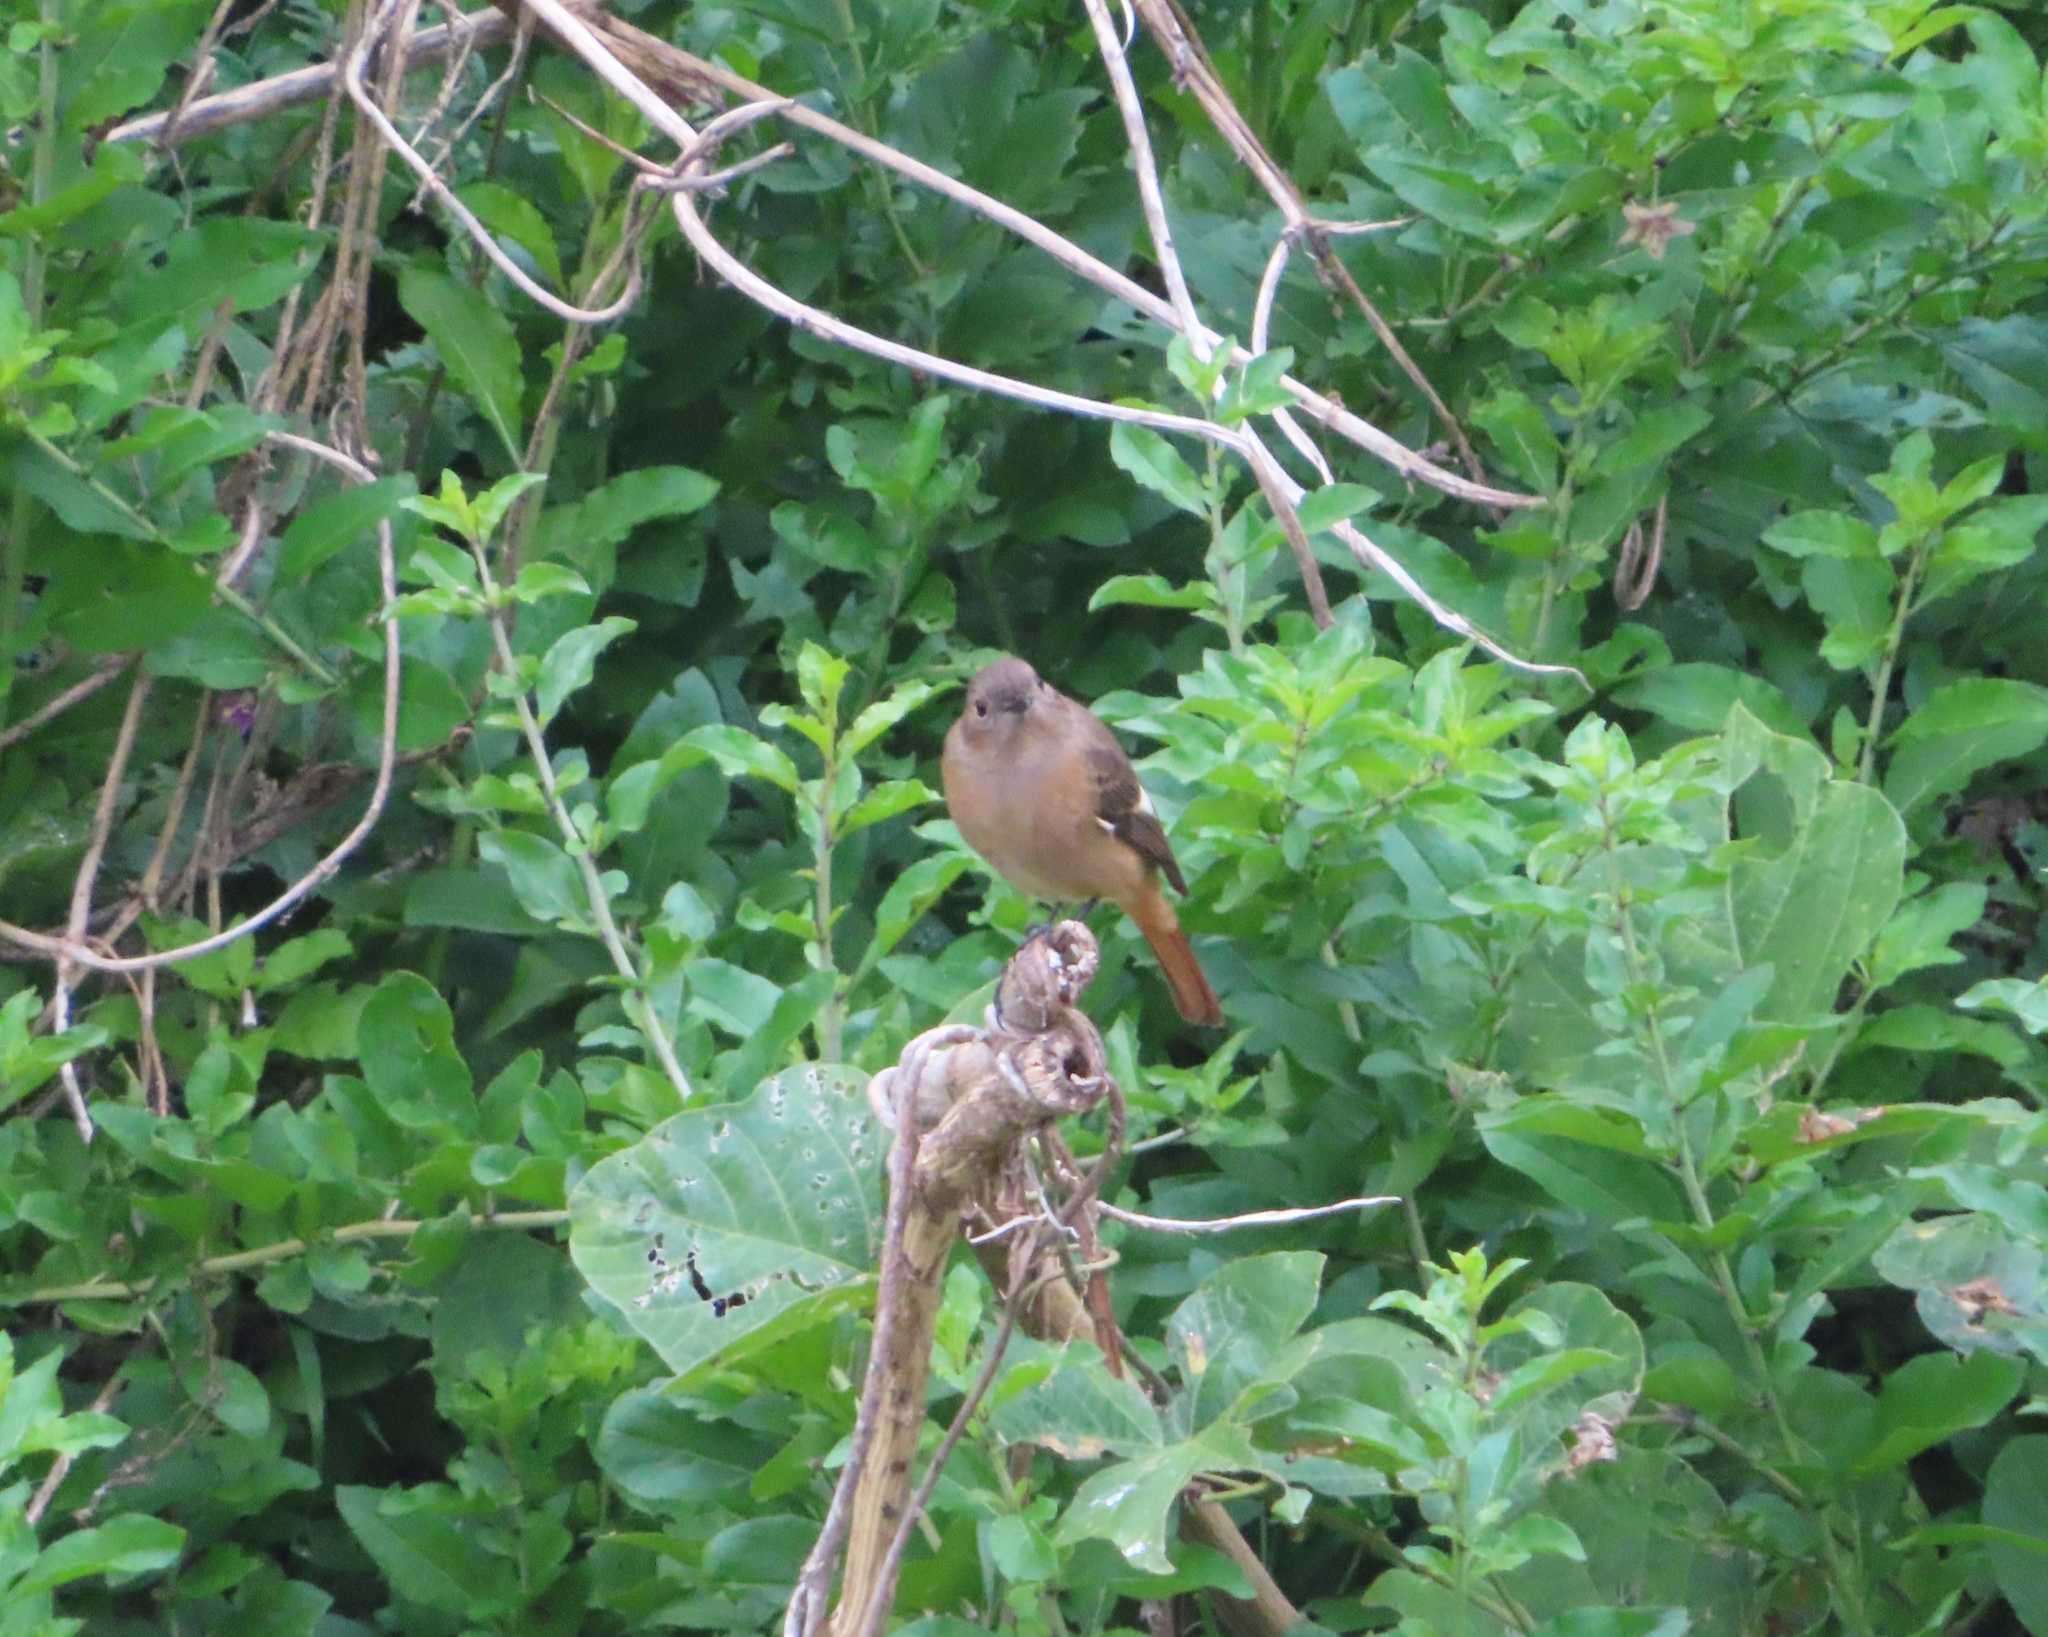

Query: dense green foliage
3 0 2048 1632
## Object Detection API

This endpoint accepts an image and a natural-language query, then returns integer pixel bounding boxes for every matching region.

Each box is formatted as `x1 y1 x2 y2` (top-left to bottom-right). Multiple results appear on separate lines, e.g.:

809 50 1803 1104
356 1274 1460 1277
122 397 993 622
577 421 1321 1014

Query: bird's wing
1083 734 1189 897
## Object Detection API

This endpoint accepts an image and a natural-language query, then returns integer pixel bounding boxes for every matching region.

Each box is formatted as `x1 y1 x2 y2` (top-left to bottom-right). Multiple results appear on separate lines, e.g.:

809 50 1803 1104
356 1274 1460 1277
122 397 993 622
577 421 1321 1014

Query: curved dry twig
505 0 1560 671
343 0 641 326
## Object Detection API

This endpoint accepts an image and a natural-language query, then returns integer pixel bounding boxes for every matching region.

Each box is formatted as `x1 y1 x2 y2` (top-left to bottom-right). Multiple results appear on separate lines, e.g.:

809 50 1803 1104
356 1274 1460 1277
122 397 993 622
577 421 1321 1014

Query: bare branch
104 9 516 147
1099 1195 1397 1234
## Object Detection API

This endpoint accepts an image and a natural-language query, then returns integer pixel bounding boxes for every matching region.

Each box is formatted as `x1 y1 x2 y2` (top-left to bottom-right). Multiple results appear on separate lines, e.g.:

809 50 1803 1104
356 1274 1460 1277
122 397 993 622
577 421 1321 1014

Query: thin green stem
19 1210 569 1304
813 772 843 1062
1857 537 1930 787
467 540 694 1102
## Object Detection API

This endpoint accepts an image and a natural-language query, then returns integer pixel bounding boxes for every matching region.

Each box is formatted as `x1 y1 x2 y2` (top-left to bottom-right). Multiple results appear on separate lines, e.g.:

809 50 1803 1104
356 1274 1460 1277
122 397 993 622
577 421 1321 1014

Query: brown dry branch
819 924 1112 1637
103 9 519 147
0 656 135 757
808 924 1325 1637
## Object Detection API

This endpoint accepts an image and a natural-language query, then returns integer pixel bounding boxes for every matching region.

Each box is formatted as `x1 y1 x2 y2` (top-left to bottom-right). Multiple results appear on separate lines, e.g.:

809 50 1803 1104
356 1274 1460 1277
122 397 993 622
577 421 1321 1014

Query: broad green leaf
1109 423 1208 516
334 1486 513 1617
686 724 800 793
569 1064 884 1379
1801 555 1894 670
1851 1349 2022 1475
535 465 717 562
1168 1252 1324 1430
840 778 936 837
1985 1436 2048 1636
12 1513 184 1597
1087 574 1212 611
476 830 586 926
397 267 525 464
988 1338 1164 1459
843 680 938 759
1057 1423 1265 1573
859 851 970 976
1295 483 1380 534
595 1388 768 1503
1595 403 1711 474
535 614 636 727
1884 678 2048 817
1471 389 1559 491
6 445 156 540
1723 706 1906 1023
456 181 563 286
1958 978 2048 1036
277 477 414 580
1762 511 1878 559
356 971 475 1134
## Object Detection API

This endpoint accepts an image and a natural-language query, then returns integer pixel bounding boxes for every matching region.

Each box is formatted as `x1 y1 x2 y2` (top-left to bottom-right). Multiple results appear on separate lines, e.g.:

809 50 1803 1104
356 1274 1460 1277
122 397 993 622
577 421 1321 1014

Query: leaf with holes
568 1064 885 1378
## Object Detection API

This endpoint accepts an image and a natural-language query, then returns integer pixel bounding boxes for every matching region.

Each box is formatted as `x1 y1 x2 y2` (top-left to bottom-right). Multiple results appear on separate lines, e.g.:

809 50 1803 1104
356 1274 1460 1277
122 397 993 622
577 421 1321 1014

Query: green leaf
476 830 587 925
276 477 415 580
1109 423 1208 516
1471 389 1559 491
988 1339 1164 1459
535 614 636 727
1763 511 1878 559
397 267 525 464
1957 978 2048 1036
595 1388 768 1504
1087 574 1213 612
1294 483 1380 534
111 217 322 337
1596 403 1711 474
1723 706 1906 1023
1489 1348 1620 1417
334 1486 512 1617
686 724 800 793
1610 663 1807 736
61 0 211 131
538 466 719 561
1883 678 2048 817
1802 555 1894 670
1167 1252 1324 1430
769 503 883 573
12 1513 184 1596
1058 1424 1265 1573
796 643 850 724
1986 1436 2048 1636
356 971 474 1133
840 778 936 837
843 680 938 759
860 851 970 974
1924 496 2048 602
1851 1349 2022 1475
5 444 154 540
455 181 564 287
568 1064 884 1379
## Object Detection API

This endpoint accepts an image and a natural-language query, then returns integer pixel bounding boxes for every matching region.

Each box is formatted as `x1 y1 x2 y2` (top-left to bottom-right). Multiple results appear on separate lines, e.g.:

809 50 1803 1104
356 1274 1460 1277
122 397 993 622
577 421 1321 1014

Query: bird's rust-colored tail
1125 886 1223 1026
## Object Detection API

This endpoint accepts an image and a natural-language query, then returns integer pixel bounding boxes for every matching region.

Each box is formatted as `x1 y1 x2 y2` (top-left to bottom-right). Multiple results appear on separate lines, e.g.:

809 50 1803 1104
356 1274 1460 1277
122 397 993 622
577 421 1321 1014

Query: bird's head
956 656 1048 747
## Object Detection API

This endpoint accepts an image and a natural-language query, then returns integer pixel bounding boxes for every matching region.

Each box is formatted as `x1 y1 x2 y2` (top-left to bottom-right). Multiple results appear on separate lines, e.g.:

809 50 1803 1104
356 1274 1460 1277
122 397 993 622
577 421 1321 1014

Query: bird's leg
1025 900 1099 944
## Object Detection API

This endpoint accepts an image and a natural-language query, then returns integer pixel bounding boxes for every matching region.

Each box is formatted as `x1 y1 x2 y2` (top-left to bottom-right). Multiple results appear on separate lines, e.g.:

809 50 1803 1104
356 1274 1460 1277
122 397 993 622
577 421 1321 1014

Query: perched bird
941 656 1222 1026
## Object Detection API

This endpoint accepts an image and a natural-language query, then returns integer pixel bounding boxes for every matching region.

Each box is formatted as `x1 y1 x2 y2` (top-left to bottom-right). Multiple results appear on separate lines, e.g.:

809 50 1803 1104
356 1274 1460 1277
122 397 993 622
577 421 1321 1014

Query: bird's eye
975 700 988 718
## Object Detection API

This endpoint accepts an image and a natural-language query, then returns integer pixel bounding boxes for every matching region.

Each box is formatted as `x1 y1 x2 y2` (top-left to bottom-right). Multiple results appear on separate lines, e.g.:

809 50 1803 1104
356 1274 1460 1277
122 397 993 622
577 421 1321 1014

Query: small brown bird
941 656 1223 1026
